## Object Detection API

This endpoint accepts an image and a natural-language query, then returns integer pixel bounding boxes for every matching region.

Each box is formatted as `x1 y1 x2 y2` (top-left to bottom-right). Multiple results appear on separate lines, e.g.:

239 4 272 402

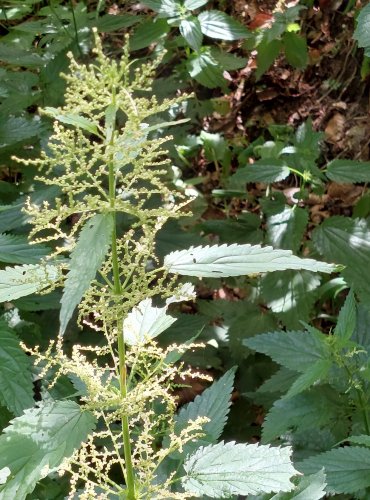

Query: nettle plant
0 35 338 499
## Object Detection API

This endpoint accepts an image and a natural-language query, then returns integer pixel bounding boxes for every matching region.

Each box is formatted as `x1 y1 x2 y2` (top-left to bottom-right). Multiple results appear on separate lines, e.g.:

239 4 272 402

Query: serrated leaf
326 159 370 183
187 51 226 88
334 290 356 343
0 116 45 147
245 330 329 373
172 368 235 457
256 39 282 80
267 206 308 253
123 299 177 346
180 17 203 51
182 441 298 497
346 434 370 447
60 213 113 335
283 32 308 69
184 0 209 9
257 367 299 394
0 401 96 498
0 322 34 415
130 18 170 50
284 360 331 399
231 159 290 184
260 271 321 329
0 234 49 265
198 10 250 40
299 446 370 494
44 107 100 136
164 243 337 278
270 470 327 500
94 14 140 32
0 264 60 303
142 0 181 17
354 4 370 51
262 388 342 442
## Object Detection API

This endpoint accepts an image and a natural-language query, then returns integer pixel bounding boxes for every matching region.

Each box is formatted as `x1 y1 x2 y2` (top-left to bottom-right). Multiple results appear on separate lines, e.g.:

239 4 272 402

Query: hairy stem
108 111 136 499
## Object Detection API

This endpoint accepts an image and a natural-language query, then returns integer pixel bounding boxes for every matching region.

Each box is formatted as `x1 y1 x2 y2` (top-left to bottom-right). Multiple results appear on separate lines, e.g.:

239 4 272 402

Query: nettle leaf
354 4 370 51
0 116 45 147
231 159 290 184
255 39 282 80
142 0 181 16
283 32 308 69
0 263 60 303
44 107 100 136
164 244 337 278
0 234 49 265
334 290 356 344
182 441 298 497
270 470 327 500
346 435 370 447
0 321 33 415
187 51 226 88
262 388 341 442
130 18 170 50
172 368 235 457
260 271 321 329
0 401 96 498
60 213 113 335
184 0 209 9
245 330 330 373
180 17 203 51
326 159 370 183
283 360 331 399
267 206 308 253
198 10 250 40
299 446 370 494
94 14 140 32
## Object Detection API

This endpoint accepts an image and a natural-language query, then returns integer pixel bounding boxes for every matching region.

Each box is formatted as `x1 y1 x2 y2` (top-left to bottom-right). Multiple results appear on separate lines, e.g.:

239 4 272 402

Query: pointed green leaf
0 401 96 498
198 10 250 40
284 360 331 399
283 32 308 69
180 17 203 51
182 441 298 497
164 244 338 277
130 18 170 50
0 234 49 265
346 434 370 447
270 470 327 500
299 446 370 494
0 264 60 303
354 4 370 52
326 159 370 183
184 0 209 9
0 116 45 147
43 107 100 136
187 52 226 88
0 322 33 415
267 206 308 252
245 330 329 373
172 368 235 457
334 290 356 343
231 159 290 184
142 0 181 17
94 14 140 32
60 213 113 335
256 39 282 80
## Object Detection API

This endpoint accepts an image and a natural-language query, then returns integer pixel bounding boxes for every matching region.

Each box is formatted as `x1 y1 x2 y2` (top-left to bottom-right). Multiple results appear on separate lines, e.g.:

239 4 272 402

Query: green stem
108 118 136 499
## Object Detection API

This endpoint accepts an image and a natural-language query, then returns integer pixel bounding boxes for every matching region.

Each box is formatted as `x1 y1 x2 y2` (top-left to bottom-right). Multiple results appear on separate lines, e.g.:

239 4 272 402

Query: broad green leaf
210 47 247 70
354 4 370 52
94 14 140 32
326 159 370 183
182 441 298 497
187 52 226 88
60 213 113 335
130 18 170 50
245 330 329 373
0 401 96 498
334 290 356 343
231 159 290 184
142 0 181 17
0 44 45 68
284 360 331 399
164 243 338 278
256 39 282 80
270 470 327 500
299 446 370 494
312 217 370 304
198 10 250 40
260 271 320 329
0 116 45 147
346 435 370 446
0 234 49 265
0 264 60 303
257 367 299 394
180 17 203 51
199 213 263 244
172 368 235 457
262 388 342 442
283 32 308 69
267 206 308 252
184 0 209 9
0 322 33 415
43 107 100 136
